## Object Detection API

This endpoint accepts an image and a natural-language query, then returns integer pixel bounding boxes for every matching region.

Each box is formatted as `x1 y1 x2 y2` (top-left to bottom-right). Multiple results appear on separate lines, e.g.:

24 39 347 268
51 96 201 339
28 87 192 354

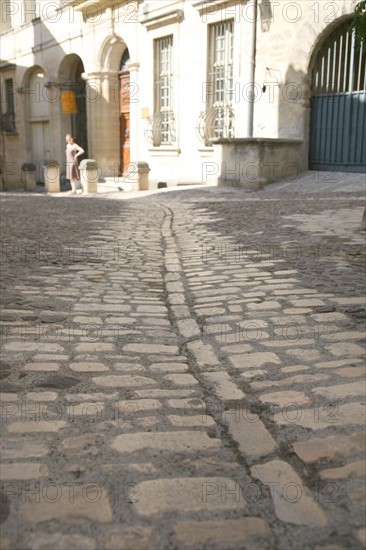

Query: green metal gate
309 20 366 173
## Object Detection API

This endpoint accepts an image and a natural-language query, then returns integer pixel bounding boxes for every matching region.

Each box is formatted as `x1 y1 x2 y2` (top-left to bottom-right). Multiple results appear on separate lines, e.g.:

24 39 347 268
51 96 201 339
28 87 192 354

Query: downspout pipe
246 0 258 137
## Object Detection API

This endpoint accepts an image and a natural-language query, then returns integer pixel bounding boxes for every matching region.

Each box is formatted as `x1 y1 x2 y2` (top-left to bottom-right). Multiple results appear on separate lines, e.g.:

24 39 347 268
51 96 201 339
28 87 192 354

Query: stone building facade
0 0 364 190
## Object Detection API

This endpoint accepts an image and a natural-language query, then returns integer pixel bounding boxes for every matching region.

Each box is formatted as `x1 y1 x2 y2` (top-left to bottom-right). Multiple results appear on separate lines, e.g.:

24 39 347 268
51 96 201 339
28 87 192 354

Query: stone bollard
80 159 98 194
21 163 37 191
43 161 60 193
137 161 150 191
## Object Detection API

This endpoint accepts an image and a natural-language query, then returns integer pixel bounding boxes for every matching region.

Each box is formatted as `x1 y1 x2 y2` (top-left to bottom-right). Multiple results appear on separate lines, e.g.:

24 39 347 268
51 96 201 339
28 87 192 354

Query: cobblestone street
0 172 365 550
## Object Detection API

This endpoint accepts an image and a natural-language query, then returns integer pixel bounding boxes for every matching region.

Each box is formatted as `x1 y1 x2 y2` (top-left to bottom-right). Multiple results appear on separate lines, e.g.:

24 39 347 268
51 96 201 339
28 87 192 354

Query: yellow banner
61 90 77 114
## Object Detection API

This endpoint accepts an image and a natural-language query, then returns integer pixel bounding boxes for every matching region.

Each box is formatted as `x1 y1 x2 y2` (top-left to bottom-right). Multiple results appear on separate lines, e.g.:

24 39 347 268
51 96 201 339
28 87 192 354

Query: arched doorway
59 55 88 159
24 66 50 182
119 48 130 176
309 20 365 172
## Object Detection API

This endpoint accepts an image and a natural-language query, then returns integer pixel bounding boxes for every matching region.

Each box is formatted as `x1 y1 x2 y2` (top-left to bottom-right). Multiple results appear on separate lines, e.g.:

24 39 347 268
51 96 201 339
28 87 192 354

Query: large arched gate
309 20 365 172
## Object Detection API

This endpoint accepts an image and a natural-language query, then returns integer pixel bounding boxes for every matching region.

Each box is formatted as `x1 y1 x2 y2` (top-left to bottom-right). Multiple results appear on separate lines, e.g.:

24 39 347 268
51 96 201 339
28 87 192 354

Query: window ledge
148 147 181 157
2 131 18 136
29 117 50 124
198 147 214 155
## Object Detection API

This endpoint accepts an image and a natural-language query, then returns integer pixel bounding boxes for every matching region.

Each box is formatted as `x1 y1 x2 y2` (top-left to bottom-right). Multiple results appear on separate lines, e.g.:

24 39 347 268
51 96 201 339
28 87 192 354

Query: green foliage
350 0 366 45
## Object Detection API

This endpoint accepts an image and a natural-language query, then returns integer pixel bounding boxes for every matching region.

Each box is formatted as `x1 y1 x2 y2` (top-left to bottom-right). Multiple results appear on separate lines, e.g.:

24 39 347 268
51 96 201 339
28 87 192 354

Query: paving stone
8 420 68 433
240 369 268 379
174 518 272 549
229 352 281 369
259 390 310 406
69 402 104 416
325 342 365 357
111 431 220 453
20 485 113 524
330 297 366 305
311 312 350 322
333 366 365 377
187 340 220 367
26 392 58 401
123 343 179 354
114 363 146 372
0 462 49 480
101 527 157 550
0 393 19 402
283 308 313 314
167 398 206 410
75 343 116 353
222 343 253 354
133 477 246 515
33 354 69 361
251 373 329 390
281 365 310 373
104 316 137 325
25 533 97 550
285 348 322 360
92 375 156 387
312 381 366 400
293 433 366 463
65 393 118 402
202 372 245 400
316 358 363 369
177 318 201 338
226 413 276 457
116 399 161 413
72 316 103 324
251 460 327 526
150 362 188 372
1 439 49 459
320 460 366 480
164 373 199 386
168 415 216 427
289 299 325 307
39 312 68 323
137 305 168 313
3 342 64 352
70 362 110 372
35 376 80 389
59 433 105 454
247 300 281 310
23 363 60 372
274 402 365 429
323 330 365 341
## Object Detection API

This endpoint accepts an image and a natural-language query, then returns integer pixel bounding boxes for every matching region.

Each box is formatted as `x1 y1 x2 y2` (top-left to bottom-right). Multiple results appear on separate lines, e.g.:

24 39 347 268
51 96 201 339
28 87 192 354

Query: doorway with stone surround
119 48 131 176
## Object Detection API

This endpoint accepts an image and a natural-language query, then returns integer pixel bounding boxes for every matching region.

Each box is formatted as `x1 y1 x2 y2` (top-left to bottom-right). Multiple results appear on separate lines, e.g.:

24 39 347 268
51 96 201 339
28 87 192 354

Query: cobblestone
1 175 365 548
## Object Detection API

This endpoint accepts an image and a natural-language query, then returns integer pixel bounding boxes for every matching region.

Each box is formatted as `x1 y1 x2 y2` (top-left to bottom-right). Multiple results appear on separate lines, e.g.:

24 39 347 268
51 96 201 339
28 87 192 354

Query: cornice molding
140 9 184 30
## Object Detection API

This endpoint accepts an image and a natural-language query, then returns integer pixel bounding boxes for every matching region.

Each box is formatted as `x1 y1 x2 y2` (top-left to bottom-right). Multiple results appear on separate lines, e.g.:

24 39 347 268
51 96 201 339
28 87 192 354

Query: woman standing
65 134 85 195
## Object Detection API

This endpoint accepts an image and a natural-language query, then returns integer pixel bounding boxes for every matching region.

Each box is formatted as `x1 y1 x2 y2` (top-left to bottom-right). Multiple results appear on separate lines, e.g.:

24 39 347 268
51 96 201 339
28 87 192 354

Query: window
1 79 16 133
204 20 235 142
152 35 175 146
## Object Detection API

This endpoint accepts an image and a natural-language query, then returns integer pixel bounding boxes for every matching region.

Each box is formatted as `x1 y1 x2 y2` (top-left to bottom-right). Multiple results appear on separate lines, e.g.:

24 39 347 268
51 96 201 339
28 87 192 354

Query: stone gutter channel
153 201 333 547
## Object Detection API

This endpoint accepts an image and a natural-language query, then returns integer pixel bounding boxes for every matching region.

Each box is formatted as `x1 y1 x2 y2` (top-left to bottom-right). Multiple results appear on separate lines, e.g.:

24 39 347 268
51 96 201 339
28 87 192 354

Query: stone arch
307 14 354 75
99 35 129 72
96 36 132 178
58 54 88 165
22 65 51 182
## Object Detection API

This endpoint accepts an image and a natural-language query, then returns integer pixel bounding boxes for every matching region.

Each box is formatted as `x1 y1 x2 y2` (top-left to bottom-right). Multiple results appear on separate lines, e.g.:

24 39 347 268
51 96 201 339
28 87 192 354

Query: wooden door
119 70 130 176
